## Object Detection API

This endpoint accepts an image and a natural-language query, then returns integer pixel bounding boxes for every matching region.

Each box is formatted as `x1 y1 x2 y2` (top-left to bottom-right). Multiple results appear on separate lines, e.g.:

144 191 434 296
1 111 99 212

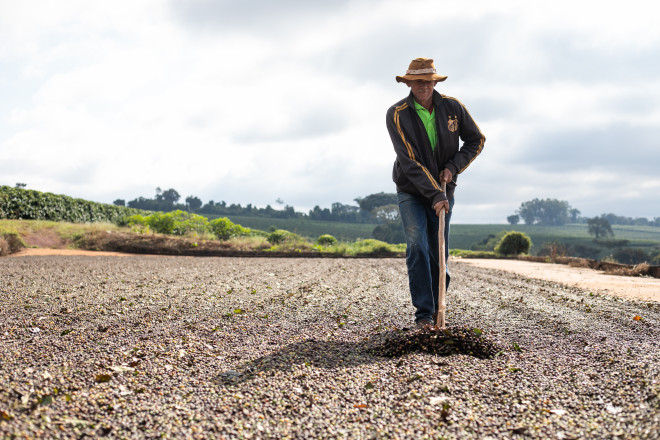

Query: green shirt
413 99 437 152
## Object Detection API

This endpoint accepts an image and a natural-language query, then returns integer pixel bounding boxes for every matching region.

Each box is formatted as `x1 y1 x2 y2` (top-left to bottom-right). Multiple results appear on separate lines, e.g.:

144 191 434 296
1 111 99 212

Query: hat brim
396 73 447 83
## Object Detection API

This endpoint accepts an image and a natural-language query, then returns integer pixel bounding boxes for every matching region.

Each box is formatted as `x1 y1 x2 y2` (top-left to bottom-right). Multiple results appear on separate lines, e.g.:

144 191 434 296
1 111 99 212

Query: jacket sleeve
444 99 485 177
386 105 447 207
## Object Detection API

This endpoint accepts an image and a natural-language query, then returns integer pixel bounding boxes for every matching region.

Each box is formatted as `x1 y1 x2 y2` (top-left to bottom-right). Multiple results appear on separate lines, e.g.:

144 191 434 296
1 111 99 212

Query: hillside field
222 215 660 257
451 224 660 256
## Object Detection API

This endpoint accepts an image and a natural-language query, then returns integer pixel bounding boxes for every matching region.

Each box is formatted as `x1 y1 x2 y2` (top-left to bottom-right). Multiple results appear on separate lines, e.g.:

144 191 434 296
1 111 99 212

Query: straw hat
396 58 447 83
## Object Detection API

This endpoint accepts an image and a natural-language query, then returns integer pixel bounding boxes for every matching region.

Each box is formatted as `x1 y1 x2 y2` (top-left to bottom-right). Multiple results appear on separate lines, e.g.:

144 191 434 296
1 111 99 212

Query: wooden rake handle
436 181 447 329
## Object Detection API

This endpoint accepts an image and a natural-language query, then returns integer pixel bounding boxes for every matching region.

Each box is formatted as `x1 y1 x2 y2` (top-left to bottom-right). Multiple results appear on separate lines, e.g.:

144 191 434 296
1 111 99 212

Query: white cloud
1 0 659 224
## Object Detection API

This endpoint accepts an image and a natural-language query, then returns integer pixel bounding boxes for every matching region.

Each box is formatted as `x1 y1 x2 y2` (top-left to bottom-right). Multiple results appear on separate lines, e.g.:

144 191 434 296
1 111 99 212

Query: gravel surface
1 256 658 439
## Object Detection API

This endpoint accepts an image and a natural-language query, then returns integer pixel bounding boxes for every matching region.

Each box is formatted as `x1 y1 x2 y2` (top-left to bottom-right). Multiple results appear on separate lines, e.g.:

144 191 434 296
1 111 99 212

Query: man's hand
433 200 450 216
439 168 453 183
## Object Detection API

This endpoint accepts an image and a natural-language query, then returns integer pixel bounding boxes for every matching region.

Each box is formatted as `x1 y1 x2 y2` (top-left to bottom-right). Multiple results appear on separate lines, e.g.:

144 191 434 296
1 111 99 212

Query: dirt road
459 258 660 303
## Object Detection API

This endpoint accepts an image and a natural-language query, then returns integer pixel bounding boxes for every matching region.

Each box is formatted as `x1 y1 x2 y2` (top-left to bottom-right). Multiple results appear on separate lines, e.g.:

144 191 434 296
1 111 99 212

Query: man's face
407 79 437 104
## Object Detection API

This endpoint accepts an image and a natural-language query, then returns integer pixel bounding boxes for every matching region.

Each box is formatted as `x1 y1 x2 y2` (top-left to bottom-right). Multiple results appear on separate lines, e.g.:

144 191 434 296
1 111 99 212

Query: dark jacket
386 90 485 207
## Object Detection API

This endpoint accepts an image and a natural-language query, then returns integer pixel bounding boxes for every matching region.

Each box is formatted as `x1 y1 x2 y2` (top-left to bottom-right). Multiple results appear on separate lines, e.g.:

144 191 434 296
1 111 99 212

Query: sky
1 0 659 223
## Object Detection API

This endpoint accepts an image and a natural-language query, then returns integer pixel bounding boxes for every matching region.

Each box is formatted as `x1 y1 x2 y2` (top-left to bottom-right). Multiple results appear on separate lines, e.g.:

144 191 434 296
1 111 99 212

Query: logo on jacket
448 116 458 132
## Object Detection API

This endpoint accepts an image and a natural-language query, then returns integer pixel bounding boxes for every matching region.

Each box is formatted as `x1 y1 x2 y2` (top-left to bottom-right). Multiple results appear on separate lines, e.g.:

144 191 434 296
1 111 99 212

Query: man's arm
386 104 447 208
443 99 485 177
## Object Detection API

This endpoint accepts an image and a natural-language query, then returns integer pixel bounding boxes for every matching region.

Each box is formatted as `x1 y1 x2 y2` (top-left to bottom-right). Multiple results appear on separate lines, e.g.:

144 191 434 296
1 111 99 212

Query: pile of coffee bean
370 326 502 359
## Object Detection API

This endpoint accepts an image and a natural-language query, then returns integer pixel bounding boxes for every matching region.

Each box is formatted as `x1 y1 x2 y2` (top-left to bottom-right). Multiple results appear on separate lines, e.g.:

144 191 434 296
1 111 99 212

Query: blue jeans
397 191 454 323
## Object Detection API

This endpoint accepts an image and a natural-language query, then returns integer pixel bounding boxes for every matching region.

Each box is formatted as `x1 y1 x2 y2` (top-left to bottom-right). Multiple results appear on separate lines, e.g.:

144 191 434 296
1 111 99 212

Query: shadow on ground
216 327 502 385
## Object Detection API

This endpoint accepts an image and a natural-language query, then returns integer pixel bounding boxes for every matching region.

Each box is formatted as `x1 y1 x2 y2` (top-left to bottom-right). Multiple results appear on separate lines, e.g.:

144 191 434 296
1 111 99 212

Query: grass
317 239 406 257
0 219 121 246
0 219 404 257
224 236 271 251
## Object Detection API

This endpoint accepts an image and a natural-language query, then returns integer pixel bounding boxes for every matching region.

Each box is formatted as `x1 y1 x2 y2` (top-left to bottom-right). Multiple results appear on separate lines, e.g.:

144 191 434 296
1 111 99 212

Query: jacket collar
406 90 443 109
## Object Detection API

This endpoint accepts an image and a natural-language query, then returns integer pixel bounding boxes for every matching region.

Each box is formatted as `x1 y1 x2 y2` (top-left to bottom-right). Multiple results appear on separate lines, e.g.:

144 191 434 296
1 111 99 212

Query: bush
267 229 295 245
209 217 231 238
268 234 313 252
316 234 338 246
144 212 177 234
0 232 25 256
127 210 209 235
208 217 253 240
652 249 660 265
127 214 261 240
263 229 311 252
649 248 660 266
3 232 25 253
612 248 650 265
126 214 150 233
494 231 532 256
151 211 210 235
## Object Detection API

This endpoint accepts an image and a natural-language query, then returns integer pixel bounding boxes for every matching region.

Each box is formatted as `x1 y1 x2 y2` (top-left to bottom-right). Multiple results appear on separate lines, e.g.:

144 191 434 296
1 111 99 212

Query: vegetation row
0 186 146 225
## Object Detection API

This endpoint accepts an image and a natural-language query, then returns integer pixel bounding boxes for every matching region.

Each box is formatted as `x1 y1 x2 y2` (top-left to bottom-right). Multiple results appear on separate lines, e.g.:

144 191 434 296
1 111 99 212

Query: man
386 58 485 328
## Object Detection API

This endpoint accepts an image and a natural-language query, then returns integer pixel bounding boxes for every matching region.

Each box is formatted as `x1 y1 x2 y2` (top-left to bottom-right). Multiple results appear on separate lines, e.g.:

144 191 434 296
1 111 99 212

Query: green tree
370 203 404 244
355 192 398 221
569 208 581 223
372 204 400 223
330 203 360 222
113 199 126 206
516 198 572 225
507 214 519 225
587 216 614 239
632 217 649 226
185 195 202 211
162 188 180 204
309 205 332 221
